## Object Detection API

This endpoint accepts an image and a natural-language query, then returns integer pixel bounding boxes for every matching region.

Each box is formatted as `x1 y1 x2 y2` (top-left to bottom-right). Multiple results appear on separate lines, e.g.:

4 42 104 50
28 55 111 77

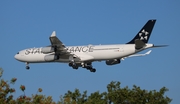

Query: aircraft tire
90 68 96 72
86 66 92 70
69 63 73 67
26 66 30 70
93 68 96 72
72 65 78 70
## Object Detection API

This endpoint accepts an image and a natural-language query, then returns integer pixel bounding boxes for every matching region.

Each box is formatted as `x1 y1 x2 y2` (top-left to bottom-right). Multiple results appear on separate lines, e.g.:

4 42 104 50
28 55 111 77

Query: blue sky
0 0 179 103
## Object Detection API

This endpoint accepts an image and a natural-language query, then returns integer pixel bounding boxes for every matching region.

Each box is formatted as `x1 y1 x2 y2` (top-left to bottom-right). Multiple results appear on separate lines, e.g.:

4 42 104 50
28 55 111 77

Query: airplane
14 19 167 72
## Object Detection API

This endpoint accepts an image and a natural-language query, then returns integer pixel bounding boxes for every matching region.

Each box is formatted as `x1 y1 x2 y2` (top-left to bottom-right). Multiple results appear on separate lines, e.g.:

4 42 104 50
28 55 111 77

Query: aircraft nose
14 54 22 61
14 54 18 60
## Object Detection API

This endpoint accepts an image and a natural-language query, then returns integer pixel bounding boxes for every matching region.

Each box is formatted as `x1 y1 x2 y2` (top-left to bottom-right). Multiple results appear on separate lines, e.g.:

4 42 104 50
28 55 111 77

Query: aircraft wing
49 31 70 55
49 31 81 60
121 50 152 60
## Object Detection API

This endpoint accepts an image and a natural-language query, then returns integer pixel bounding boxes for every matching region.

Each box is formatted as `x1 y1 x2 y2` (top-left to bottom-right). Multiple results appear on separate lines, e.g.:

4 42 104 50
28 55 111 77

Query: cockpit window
17 52 19 54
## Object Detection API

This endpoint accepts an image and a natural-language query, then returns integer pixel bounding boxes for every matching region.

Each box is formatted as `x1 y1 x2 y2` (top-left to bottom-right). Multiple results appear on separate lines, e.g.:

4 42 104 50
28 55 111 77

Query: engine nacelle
106 59 121 65
41 47 55 53
44 55 58 61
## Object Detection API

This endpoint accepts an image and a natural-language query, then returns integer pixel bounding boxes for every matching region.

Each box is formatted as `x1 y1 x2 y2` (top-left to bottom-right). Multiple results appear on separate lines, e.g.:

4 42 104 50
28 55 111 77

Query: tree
0 68 172 104
0 68 56 104
59 81 171 104
105 81 172 104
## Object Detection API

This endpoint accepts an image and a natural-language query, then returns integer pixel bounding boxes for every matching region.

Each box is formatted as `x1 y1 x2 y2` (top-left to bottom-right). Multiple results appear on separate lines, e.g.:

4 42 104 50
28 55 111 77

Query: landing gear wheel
69 63 73 67
72 63 78 70
72 65 78 69
90 68 96 72
86 66 91 70
26 66 30 70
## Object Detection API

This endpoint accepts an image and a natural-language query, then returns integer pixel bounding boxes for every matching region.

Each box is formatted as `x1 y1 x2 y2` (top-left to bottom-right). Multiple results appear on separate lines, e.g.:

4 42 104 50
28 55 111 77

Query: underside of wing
49 31 64 46
49 31 69 55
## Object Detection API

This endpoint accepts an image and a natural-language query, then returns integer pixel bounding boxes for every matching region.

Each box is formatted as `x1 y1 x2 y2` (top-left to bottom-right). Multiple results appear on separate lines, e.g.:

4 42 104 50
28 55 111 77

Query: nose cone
14 54 19 60
14 54 22 61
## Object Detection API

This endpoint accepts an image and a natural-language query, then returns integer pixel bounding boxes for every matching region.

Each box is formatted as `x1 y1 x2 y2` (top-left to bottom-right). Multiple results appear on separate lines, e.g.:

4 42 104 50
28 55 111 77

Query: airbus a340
14 20 166 72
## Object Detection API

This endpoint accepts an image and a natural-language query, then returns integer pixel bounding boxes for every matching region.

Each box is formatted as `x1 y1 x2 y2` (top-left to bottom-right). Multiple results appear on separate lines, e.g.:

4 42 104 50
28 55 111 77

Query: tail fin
127 19 156 44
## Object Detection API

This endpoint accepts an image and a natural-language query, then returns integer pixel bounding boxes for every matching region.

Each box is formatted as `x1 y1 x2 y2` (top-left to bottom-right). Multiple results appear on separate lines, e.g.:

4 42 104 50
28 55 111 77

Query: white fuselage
14 20 159 71
14 44 153 63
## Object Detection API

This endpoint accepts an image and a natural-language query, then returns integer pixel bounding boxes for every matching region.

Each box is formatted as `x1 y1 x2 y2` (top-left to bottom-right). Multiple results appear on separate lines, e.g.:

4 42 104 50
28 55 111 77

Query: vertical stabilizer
127 20 156 44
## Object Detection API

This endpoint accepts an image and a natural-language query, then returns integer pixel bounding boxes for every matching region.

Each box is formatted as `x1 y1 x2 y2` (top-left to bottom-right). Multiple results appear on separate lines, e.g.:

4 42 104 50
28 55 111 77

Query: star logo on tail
139 29 149 40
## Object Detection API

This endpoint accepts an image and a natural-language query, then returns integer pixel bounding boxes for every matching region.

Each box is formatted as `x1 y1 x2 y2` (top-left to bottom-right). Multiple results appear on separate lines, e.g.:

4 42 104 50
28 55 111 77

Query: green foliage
58 81 172 104
0 68 56 104
58 81 171 104
0 68 172 104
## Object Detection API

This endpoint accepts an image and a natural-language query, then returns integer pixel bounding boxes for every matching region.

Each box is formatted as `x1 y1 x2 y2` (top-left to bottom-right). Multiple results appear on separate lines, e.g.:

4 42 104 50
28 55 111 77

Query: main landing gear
69 62 96 73
69 63 78 69
25 62 30 70
85 65 96 72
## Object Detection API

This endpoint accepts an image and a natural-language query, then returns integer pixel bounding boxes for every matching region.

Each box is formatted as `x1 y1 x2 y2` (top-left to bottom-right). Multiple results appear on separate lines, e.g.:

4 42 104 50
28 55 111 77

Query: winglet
51 31 56 37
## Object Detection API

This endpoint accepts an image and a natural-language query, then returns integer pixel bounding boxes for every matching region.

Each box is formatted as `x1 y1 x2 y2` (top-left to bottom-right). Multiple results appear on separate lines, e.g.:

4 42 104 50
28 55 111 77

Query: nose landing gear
25 62 30 70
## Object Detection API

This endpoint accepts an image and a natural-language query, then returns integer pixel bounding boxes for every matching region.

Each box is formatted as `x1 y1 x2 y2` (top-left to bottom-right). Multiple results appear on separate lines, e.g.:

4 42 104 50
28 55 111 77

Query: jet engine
106 59 121 65
41 47 55 53
44 55 58 61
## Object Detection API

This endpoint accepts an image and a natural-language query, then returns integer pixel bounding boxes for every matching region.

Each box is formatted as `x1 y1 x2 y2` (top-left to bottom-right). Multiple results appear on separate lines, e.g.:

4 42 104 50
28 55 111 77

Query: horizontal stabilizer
128 50 152 57
121 50 152 60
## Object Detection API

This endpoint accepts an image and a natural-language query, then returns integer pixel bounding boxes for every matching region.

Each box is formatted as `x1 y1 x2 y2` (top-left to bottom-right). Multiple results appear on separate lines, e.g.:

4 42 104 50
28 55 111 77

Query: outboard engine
106 59 121 65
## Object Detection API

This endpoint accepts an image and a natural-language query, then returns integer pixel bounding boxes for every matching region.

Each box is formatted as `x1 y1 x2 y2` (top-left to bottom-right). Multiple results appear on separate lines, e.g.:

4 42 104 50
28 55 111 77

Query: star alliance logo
139 29 149 40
